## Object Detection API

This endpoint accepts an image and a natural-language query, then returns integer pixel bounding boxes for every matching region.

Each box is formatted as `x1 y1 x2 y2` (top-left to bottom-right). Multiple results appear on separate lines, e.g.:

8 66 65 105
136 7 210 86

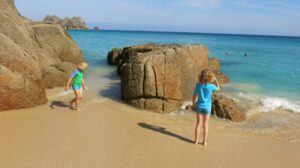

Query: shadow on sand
138 122 194 144
50 101 70 109
99 82 122 101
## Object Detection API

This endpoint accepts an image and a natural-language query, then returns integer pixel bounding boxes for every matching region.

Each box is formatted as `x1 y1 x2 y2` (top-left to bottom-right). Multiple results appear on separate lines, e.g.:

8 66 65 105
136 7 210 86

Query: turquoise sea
68 30 300 113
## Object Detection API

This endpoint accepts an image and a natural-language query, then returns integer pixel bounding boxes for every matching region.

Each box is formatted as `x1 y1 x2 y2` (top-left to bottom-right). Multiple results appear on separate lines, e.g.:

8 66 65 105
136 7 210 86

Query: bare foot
69 101 74 109
202 142 207 146
70 106 78 111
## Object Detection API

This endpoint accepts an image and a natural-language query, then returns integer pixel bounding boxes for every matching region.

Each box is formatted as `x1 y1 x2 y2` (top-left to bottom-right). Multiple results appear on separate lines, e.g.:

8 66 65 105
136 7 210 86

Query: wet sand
0 90 299 168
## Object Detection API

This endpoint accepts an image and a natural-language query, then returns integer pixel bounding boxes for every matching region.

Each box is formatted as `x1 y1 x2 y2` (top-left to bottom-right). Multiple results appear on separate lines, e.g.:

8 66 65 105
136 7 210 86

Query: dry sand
0 90 299 168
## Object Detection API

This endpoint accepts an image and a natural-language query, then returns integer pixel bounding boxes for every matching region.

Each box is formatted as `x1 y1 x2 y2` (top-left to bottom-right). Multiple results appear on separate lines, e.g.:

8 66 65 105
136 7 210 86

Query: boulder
115 44 228 113
0 0 84 111
212 95 246 122
107 48 123 65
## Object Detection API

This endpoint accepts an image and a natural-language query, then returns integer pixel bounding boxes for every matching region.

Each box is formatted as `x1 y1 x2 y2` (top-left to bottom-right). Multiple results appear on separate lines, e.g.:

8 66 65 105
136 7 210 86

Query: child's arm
192 84 199 111
213 76 221 91
66 70 78 91
192 94 198 111
82 79 86 90
65 78 72 91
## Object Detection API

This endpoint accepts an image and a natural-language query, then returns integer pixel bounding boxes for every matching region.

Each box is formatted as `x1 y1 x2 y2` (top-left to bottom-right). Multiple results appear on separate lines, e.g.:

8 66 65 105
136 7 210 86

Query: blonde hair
78 62 89 70
199 69 214 84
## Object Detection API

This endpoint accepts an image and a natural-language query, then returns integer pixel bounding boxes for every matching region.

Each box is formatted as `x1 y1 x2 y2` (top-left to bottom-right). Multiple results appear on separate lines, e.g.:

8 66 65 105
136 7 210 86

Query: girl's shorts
72 85 81 91
195 107 211 115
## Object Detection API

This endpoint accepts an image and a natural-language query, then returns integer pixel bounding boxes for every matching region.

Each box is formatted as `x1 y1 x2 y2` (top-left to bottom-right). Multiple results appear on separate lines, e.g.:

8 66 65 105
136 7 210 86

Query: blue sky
15 0 300 36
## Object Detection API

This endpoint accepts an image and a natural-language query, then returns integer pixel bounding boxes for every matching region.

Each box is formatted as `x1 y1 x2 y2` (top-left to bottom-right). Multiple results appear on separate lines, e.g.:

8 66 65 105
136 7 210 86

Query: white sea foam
237 92 259 101
236 92 300 113
259 97 300 113
180 101 192 110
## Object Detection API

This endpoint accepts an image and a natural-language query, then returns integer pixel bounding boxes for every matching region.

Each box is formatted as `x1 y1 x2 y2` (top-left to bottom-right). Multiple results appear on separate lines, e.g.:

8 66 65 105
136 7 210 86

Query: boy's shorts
195 106 211 115
72 85 81 91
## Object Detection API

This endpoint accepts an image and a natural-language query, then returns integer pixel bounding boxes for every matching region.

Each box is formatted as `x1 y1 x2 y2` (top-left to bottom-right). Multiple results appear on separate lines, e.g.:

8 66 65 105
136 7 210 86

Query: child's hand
65 86 69 91
213 76 217 82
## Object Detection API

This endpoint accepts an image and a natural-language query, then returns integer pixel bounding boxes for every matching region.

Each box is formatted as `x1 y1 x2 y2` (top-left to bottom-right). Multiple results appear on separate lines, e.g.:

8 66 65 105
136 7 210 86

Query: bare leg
74 89 82 110
194 113 202 144
69 98 76 108
70 89 77 108
202 114 210 146
70 89 82 110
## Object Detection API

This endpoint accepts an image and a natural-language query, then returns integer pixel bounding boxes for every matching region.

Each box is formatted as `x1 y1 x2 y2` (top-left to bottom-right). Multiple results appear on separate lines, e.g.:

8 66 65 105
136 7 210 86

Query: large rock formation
108 44 229 113
43 15 88 30
0 0 84 111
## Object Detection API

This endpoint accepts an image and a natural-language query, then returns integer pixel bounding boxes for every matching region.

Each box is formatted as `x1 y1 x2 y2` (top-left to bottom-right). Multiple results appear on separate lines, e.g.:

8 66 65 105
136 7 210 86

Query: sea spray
235 92 300 113
259 97 300 113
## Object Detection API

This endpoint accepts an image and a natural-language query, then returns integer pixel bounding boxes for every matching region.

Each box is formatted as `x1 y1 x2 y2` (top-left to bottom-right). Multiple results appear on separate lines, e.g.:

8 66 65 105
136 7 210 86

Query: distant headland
43 15 89 30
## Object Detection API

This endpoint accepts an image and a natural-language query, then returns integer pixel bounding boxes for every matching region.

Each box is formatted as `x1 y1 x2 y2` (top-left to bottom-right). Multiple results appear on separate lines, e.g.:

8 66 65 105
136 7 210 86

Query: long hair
199 69 214 84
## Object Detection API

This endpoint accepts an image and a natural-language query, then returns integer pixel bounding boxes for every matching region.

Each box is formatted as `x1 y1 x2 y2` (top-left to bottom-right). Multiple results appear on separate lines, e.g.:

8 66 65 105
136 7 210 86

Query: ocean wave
236 92 300 113
259 97 300 113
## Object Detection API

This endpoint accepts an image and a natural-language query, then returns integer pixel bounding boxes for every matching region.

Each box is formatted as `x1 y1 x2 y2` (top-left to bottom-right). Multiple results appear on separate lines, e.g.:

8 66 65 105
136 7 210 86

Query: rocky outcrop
43 15 88 30
212 95 246 122
108 44 228 113
107 48 123 65
0 0 84 111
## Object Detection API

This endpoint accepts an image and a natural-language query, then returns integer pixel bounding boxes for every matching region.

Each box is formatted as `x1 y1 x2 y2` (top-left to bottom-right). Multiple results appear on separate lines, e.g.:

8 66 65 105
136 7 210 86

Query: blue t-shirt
193 83 219 111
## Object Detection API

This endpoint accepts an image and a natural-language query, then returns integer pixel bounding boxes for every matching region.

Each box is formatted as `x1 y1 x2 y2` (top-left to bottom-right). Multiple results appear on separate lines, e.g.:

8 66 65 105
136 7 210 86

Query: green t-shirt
71 69 84 86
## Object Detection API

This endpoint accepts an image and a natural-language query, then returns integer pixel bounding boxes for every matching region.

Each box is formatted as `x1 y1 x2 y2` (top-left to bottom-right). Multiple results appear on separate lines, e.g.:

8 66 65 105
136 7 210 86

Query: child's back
194 83 218 112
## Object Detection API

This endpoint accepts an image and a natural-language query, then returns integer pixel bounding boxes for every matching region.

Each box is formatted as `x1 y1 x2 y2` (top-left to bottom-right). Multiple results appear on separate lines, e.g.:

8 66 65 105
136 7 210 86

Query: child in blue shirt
192 69 220 146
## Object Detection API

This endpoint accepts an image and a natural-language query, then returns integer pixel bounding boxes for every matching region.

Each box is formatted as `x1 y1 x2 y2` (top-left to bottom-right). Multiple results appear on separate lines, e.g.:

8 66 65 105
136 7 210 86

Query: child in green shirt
65 62 89 110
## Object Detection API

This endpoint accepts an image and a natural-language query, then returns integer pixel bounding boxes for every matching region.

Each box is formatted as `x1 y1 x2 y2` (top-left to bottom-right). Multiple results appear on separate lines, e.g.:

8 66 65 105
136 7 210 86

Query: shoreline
1 87 300 168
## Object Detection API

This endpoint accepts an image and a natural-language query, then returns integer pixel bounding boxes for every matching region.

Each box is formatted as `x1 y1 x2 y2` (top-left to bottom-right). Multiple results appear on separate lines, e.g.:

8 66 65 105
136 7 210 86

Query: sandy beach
0 88 299 168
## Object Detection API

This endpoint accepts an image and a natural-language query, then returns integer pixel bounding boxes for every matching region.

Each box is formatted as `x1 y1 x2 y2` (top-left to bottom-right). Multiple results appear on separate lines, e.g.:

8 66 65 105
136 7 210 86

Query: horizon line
74 28 300 38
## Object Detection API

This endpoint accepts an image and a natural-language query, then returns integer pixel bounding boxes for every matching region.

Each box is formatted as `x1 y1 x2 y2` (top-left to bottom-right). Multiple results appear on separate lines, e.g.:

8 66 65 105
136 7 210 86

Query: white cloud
181 0 220 8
